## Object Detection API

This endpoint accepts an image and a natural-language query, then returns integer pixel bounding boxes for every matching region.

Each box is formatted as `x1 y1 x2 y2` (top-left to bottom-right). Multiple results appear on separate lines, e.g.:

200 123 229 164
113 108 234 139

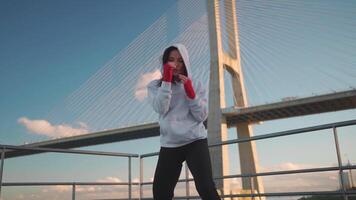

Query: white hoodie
147 44 208 147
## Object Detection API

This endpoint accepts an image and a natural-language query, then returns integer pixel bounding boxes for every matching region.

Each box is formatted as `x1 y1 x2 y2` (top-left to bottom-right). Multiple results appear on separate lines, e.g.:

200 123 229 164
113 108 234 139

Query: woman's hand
178 74 196 99
177 74 188 83
162 62 176 82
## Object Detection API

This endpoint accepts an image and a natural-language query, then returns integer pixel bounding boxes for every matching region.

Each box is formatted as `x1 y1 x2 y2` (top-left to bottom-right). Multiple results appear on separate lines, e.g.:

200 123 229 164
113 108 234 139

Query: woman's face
168 50 185 76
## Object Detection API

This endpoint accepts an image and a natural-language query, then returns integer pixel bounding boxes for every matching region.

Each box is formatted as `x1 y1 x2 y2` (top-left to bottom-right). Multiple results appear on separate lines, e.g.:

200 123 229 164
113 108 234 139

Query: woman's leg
153 147 185 200
186 139 221 200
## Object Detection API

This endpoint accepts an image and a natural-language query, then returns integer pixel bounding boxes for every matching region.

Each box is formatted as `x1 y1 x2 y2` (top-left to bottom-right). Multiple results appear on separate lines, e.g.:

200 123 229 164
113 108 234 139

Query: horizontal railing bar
2 181 140 186
0 144 139 158
140 164 356 185
138 190 356 199
141 181 153 186
344 165 356 170
94 199 140 200
221 190 356 197
216 164 356 180
209 119 356 147
140 152 159 158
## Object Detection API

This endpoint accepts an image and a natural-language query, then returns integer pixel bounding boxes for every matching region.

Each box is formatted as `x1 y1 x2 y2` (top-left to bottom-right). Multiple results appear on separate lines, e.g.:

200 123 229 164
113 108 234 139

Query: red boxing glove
162 63 173 82
184 79 196 99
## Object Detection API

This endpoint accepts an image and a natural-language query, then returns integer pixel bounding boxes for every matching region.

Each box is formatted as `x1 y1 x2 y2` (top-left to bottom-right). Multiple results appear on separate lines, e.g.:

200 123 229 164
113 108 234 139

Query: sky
0 0 356 199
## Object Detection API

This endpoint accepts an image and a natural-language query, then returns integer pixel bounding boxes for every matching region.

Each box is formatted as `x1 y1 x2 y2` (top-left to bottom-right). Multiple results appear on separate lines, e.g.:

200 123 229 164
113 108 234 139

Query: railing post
128 156 132 200
72 183 76 200
185 162 190 199
139 156 143 200
0 148 5 199
250 176 255 200
333 127 348 200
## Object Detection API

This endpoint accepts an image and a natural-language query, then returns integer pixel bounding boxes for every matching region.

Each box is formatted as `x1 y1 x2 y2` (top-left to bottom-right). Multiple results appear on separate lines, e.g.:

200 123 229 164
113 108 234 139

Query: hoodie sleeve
187 81 208 122
147 80 172 115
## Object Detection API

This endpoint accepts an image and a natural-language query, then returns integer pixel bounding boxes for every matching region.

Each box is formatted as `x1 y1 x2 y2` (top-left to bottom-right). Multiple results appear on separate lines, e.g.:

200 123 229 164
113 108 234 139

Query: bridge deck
223 89 356 126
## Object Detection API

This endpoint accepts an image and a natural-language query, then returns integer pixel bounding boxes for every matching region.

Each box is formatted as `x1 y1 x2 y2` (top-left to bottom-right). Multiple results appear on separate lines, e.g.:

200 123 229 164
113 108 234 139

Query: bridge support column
207 0 265 198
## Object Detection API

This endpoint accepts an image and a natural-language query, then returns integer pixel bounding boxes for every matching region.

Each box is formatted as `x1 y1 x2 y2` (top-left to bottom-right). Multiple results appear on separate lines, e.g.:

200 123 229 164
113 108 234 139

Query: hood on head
162 43 192 79
172 43 191 78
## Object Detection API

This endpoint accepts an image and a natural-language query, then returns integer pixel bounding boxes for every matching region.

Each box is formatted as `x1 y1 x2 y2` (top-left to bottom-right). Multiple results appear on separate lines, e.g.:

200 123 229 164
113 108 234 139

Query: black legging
153 139 221 200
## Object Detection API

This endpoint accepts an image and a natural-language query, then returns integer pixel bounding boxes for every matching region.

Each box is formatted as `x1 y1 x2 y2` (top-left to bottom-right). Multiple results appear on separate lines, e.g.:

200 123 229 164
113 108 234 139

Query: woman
147 44 220 200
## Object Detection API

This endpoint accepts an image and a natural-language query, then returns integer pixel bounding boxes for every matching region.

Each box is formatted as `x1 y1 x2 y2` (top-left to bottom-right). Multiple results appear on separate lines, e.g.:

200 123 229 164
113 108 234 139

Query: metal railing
0 145 139 200
1 119 356 199
139 119 356 200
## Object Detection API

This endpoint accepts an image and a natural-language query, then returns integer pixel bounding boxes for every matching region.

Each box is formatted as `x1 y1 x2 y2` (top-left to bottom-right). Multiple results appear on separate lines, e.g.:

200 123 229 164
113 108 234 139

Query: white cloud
36 176 146 199
97 176 122 183
43 185 71 193
230 177 242 188
45 176 124 194
257 162 340 193
18 117 89 138
43 185 97 193
135 69 161 101
76 186 98 192
260 162 317 172
226 162 341 195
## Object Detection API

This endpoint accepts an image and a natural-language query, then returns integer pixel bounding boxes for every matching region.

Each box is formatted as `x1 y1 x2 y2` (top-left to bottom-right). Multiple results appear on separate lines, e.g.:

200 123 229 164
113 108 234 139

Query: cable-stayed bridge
2 0 356 199
19 0 355 134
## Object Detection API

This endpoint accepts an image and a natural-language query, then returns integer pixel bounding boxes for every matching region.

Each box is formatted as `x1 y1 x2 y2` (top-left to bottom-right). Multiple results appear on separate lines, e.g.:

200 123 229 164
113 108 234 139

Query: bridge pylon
206 0 265 198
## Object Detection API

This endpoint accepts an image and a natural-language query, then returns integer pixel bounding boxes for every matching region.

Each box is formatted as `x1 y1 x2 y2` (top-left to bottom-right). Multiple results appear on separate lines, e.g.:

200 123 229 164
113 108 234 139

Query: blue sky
0 0 177 145
0 0 176 199
0 0 356 199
